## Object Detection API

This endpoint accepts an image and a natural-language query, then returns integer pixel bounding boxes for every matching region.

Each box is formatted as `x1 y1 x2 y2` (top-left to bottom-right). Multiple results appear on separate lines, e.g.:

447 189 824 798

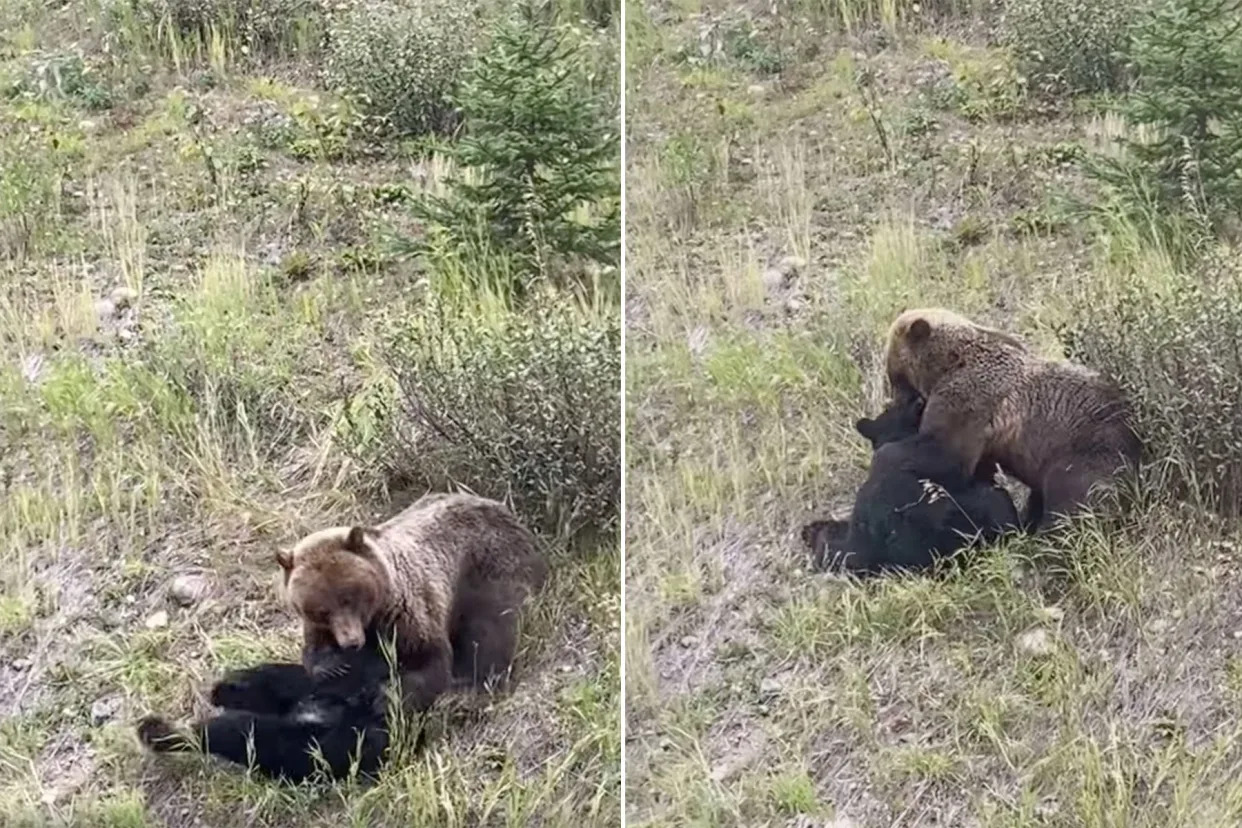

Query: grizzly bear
884 308 1141 530
802 393 1020 576
136 639 392 782
276 492 547 712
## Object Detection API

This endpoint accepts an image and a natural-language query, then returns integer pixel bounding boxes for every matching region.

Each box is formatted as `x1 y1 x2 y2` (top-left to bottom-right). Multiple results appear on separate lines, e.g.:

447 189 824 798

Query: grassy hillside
625 1 1242 825
0 0 620 825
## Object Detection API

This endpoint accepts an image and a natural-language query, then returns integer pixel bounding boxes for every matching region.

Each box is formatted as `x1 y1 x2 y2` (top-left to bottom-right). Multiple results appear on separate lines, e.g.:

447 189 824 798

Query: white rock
168 574 209 607
109 286 138 308
761 267 787 292
1016 627 1054 657
144 610 169 630
777 255 807 277
94 299 117 320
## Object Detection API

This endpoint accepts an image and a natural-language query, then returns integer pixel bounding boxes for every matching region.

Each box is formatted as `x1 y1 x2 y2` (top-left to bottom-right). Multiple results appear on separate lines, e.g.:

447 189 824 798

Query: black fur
137 642 393 783
802 394 1020 577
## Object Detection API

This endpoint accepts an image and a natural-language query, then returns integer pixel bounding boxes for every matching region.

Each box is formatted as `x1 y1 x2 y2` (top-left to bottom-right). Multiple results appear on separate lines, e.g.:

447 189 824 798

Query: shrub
1001 0 1140 94
323 0 477 135
1085 0 1242 227
377 297 620 540
1056 254 1242 517
410 0 621 299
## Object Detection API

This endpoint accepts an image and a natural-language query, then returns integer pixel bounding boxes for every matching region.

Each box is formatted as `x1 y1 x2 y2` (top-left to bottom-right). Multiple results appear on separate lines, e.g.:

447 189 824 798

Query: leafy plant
1002 0 1142 94
378 297 620 540
410 0 620 299
324 0 477 135
1057 256 1242 517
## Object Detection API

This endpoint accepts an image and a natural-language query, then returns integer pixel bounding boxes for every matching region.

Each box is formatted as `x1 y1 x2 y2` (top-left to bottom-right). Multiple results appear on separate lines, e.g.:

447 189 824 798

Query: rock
784 296 805 313
93 299 117 321
759 677 782 699
1146 618 1172 635
747 83 766 97
1037 605 1065 623
777 255 807 278
679 635 697 648
90 694 121 725
11 658 31 671
761 267 787 293
1016 627 1054 657
109 286 138 309
144 610 169 630
168 574 209 607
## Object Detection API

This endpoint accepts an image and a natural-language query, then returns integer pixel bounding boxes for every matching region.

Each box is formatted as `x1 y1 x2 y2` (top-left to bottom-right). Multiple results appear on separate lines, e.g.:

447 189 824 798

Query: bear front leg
397 639 453 712
211 663 314 715
920 392 988 479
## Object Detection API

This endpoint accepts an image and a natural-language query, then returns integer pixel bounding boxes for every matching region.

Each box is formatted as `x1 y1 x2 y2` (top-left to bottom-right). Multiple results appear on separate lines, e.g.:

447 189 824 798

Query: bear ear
344 526 375 556
907 318 932 342
275 550 294 573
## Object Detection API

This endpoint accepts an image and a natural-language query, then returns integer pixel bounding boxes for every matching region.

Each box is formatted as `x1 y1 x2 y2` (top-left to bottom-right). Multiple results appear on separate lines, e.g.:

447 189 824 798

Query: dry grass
0 1 619 825
624 1 1242 825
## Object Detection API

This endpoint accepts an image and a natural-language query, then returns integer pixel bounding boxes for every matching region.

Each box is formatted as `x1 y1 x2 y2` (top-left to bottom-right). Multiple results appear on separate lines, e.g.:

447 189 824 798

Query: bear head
884 307 1025 397
855 394 925 449
276 526 389 650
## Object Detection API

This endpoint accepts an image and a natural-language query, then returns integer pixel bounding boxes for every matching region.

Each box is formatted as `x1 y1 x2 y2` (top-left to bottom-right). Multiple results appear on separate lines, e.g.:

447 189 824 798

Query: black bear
137 637 394 783
801 393 1020 577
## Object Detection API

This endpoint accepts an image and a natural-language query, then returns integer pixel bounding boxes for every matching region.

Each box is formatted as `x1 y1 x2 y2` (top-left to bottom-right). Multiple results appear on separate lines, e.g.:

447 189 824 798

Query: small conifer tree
1088 0 1242 222
412 0 620 298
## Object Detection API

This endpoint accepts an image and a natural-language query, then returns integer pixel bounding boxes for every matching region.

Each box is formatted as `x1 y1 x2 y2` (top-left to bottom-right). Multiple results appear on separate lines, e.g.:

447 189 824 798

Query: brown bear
276 492 547 712
883 307 1141 530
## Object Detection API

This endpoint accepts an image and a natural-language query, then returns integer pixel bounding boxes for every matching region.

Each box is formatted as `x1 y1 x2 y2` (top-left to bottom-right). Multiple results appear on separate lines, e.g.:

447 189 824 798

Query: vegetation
0 0 620 824
625 0 1242 824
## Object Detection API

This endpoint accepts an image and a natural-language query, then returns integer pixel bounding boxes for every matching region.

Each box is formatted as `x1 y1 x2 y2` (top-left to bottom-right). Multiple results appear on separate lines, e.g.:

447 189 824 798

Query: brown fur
884 308 1141 529
277 492 547 711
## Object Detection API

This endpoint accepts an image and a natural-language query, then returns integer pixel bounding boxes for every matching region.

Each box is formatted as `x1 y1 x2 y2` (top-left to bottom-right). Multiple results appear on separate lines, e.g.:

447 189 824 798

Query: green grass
0 0 619 824
625 2 1242 826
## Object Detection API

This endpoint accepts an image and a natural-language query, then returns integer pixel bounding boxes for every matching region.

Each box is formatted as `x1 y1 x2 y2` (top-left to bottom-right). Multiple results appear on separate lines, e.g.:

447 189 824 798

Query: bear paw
137 716 186 752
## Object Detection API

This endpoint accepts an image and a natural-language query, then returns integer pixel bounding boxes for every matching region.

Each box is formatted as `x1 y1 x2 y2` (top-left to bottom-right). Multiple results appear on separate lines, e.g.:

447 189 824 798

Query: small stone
784 296 805 313
759 677 781 699
90 694 121 725
761 267 787 293
747 83 766 97
679 635 697 648
11 658 31 671
1038 605 1065 623
1146 618 1171 634
1016 627 1054 657
109 286 138 309
144 610 169 630
777 255 807 278
168 574 209 607
94 298 117 320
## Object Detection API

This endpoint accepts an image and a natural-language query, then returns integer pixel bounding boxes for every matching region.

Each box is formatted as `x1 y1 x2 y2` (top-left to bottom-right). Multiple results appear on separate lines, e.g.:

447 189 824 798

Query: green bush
324 0 477 135
1056 257 1242 517
1002 0 1140 94
410 0 620 298
1086 0 1242 227
378 298 620 539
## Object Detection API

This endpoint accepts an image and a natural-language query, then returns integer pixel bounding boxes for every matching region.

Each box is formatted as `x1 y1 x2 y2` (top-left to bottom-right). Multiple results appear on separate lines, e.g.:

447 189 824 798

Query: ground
0 2 619 826
624 2 1242 825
